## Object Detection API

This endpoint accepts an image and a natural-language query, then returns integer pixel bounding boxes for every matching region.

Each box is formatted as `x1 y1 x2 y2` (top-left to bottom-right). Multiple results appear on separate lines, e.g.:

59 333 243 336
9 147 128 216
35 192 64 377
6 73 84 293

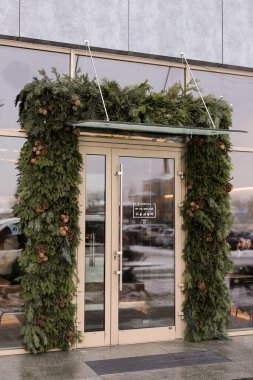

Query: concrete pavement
1 335 253 379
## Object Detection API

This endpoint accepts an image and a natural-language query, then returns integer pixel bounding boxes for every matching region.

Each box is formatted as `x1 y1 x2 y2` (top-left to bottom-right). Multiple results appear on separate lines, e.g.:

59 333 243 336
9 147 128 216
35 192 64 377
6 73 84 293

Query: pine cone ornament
41 149 48 156
206 233 213 242
218 142 226 151
186 210 194 218
36 206 44 214
60 227 67 236
199 281 207 293
58 298 66 308
224 182 233 193
39 251 45 259
73 99 81 107
36 315 46 328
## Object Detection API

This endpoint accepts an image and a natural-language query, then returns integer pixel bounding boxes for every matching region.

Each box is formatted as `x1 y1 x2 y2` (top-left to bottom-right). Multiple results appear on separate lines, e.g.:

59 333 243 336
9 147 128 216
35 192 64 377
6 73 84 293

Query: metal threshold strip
69 120 247 137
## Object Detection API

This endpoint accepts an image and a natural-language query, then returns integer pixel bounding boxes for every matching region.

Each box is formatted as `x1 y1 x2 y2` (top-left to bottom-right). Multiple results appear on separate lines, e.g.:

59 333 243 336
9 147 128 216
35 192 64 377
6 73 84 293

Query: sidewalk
1 335 253 380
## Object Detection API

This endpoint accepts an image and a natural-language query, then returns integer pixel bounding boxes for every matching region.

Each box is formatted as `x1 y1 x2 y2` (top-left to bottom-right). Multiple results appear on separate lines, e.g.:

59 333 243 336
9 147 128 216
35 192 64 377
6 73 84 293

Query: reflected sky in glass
0 137 25 217
0 46 69 129
193 70 253 148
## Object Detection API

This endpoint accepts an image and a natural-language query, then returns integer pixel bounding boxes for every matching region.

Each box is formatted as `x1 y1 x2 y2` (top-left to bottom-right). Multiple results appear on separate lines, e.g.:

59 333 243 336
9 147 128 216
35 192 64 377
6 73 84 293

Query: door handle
89 233 95 267
117 251 123 291
116 163 123 291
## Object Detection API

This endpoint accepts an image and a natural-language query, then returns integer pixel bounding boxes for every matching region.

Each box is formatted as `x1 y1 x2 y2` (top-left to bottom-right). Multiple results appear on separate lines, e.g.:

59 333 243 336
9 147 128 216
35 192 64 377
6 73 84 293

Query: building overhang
68 120 247 140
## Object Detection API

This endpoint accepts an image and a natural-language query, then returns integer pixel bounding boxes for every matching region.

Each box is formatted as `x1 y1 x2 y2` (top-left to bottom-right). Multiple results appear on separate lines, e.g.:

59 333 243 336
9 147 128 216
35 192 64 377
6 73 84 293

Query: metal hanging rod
181 52 216 129
85 40 109 121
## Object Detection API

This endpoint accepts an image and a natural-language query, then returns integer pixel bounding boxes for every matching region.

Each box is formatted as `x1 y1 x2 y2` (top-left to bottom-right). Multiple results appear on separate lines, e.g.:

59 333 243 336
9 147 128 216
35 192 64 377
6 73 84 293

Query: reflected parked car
0 217 24 276
123 225 142 245
155 228 174 248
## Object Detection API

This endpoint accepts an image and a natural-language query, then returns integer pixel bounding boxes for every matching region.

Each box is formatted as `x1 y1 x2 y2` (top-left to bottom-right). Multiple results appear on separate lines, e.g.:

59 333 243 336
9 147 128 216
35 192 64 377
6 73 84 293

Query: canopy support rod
85 40 109 121
181 52 216 129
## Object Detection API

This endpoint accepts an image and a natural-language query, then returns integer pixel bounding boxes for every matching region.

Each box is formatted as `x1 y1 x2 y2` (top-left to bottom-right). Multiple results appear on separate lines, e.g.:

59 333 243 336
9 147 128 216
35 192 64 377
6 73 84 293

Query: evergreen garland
182 133 233 341
15 70 232 352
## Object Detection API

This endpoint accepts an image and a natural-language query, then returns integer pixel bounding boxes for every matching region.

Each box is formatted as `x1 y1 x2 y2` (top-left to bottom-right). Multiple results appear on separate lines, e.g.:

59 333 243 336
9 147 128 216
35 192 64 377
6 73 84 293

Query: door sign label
133 202 156 218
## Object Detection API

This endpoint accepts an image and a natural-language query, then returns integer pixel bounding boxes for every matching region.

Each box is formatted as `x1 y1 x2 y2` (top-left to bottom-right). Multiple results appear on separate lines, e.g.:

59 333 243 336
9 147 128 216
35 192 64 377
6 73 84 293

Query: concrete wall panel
2 0 253 69
223 0 253 67
20 0 128 51
129 0 222 63
0 0 19 37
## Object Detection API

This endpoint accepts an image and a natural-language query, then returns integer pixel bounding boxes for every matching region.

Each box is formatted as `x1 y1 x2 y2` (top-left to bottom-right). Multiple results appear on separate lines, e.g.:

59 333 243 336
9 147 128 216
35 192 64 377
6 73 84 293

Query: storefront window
192 70 253 148
0 46 69 130
0 136 25 349
192 70 253 329
228 151 253 329
76 56 184 92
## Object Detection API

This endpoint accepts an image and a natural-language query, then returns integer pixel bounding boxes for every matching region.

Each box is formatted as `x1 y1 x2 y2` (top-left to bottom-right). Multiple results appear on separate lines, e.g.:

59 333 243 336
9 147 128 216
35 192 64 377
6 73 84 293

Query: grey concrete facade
0 0 252 67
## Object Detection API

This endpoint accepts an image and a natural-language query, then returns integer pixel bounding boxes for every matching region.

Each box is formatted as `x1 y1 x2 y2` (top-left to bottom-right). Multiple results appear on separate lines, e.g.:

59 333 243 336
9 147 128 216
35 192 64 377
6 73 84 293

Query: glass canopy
70 120 247 137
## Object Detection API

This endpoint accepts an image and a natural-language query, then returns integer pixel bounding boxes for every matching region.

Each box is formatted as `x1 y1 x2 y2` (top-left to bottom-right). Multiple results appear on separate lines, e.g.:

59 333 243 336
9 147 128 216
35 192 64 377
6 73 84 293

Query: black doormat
86 349 230 375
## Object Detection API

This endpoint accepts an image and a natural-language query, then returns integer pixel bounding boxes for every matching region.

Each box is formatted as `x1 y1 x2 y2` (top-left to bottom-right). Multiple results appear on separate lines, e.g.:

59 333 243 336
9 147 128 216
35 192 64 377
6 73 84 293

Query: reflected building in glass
119 157 175 330
227 152 253 329
0 137 25 350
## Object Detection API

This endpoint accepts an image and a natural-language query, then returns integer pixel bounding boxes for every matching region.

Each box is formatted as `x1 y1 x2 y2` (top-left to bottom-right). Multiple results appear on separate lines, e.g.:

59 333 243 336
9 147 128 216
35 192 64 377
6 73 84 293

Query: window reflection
0 46 69 130
192 70 253 148
119 157 175 330
0 137 25 349
84 155 105 332
76 56 183 92
227 152 253 329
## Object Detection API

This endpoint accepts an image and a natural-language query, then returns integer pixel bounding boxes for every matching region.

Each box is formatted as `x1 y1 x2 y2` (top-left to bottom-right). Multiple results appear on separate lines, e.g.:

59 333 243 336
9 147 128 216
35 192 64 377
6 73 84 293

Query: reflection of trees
86 192 105 214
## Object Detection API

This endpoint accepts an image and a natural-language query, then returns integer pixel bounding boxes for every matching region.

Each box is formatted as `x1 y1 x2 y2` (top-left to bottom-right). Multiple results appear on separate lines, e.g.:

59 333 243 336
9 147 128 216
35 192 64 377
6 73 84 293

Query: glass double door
78 146 183 347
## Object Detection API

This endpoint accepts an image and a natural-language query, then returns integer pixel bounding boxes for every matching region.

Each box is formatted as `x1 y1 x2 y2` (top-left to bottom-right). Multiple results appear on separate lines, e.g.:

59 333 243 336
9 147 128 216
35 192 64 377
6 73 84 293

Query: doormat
86 349 230 375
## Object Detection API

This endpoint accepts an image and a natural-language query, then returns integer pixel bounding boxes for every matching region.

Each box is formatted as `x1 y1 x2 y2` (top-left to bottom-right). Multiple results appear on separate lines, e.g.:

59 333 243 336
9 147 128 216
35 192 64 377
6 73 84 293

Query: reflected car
155 228 174 248
0 217 24 276
123 225 142 245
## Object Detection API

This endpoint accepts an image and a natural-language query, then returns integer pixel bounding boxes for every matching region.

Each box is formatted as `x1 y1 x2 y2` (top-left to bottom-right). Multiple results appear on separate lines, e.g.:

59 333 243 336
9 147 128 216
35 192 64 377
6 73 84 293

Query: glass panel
76 56 184 92
84 155 105 332
0 137 25 349
228 151 253 329
73 120 235 136
0 46 69 129
119 157 175 330
192 70 253 148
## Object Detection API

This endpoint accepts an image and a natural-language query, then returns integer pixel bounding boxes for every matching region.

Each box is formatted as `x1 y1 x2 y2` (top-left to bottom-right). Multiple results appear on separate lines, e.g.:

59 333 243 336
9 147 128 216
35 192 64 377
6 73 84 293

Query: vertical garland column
182 134 233 341
16 79 83 353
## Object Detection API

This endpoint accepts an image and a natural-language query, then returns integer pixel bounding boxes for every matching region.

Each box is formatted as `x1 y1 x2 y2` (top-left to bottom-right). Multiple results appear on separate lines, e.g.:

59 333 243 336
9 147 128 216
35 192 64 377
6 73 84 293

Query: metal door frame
77 139 185 348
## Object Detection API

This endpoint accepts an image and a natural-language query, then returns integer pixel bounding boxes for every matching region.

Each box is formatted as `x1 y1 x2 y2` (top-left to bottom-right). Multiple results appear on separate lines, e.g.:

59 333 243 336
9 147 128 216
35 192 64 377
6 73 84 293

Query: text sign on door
133 202 156 218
